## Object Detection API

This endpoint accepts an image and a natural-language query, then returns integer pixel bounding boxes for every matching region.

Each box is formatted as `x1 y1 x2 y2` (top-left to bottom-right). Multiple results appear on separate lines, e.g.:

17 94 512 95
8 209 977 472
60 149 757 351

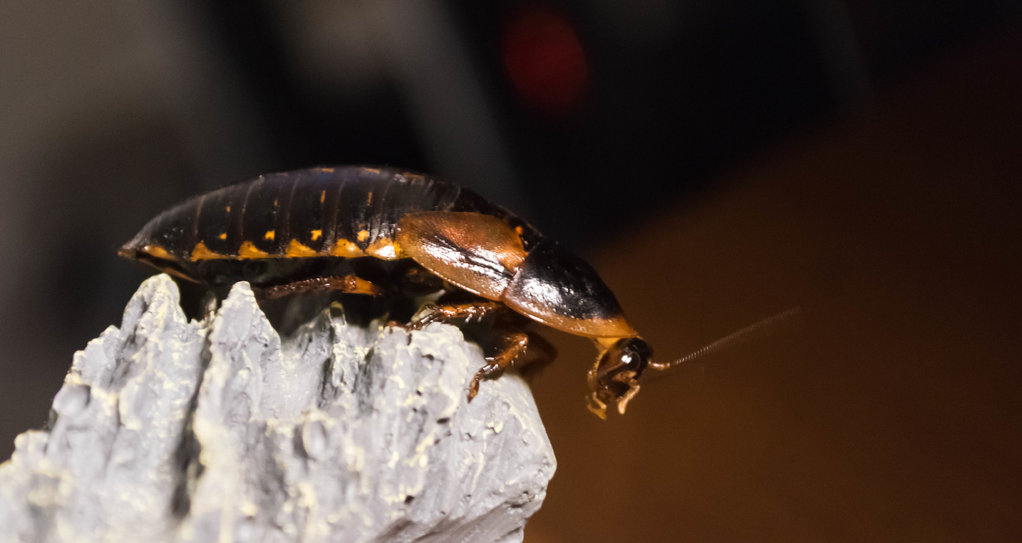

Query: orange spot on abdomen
329 239 364 258
191 241 229 261
238 241 270 259
285 239 319 257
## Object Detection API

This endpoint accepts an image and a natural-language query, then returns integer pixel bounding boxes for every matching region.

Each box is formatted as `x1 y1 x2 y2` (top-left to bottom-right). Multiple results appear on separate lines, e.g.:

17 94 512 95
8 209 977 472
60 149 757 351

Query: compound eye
587 337 654 417
596 338 652 395
605 338 651 376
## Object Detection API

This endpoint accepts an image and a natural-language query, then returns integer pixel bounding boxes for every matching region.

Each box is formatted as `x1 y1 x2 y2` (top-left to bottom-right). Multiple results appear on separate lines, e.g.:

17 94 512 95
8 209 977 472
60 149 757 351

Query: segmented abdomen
127 167 465 262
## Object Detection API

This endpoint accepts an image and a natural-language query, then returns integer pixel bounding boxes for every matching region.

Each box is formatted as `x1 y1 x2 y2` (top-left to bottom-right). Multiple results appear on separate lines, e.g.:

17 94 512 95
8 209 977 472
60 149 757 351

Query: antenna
647 306 801 371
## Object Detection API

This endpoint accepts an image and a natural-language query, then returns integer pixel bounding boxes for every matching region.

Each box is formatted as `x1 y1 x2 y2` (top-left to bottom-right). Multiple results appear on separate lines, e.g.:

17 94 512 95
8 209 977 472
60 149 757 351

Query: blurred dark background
2 1 1021 541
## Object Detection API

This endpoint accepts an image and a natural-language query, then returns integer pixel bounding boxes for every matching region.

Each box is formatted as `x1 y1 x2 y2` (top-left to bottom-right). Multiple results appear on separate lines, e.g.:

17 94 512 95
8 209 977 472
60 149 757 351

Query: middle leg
408 301 507 330
467 331 530 401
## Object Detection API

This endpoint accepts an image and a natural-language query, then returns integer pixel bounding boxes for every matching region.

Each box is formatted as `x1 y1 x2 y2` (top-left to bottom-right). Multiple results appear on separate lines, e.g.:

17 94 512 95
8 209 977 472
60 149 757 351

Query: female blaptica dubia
120 166 795 418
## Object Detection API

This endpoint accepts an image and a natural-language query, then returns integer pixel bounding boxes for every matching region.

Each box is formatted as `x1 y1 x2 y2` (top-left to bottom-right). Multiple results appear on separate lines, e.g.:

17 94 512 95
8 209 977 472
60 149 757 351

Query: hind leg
256 275 383 300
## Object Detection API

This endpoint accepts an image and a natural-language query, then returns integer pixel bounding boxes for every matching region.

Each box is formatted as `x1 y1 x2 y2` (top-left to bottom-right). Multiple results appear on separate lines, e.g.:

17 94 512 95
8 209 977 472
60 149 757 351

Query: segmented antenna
648 306 801 371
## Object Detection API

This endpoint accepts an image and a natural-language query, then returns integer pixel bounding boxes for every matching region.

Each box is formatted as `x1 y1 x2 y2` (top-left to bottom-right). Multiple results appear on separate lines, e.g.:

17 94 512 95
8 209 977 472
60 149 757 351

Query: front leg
467 332 530 401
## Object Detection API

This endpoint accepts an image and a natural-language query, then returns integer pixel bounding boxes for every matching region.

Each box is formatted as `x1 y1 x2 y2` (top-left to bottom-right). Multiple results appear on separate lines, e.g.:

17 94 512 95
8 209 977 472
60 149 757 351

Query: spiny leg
405 300 535 400
408 301 507 331
256 274 382 301
467 332 529 401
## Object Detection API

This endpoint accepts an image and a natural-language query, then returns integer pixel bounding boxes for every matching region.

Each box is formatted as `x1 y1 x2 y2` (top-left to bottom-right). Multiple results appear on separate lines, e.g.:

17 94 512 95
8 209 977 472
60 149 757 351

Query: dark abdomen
136 167 464 261
122 166 544 287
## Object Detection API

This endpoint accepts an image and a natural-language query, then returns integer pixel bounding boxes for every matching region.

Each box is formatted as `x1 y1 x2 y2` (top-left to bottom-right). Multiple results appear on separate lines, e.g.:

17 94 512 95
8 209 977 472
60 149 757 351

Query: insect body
120 166 654 417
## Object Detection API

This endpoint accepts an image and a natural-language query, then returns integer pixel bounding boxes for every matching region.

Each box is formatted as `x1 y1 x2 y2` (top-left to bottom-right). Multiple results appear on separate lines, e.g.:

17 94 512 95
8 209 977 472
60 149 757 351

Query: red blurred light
502 7 589 115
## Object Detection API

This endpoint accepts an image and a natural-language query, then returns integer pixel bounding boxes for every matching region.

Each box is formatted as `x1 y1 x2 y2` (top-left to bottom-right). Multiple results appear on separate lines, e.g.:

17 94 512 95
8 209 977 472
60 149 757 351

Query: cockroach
119 166 790 418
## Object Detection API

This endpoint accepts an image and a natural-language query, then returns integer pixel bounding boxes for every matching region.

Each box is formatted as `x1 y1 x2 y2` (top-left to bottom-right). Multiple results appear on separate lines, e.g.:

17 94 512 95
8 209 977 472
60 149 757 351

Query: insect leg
467 332 529 401
256 275 383 300
408 301 507 330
